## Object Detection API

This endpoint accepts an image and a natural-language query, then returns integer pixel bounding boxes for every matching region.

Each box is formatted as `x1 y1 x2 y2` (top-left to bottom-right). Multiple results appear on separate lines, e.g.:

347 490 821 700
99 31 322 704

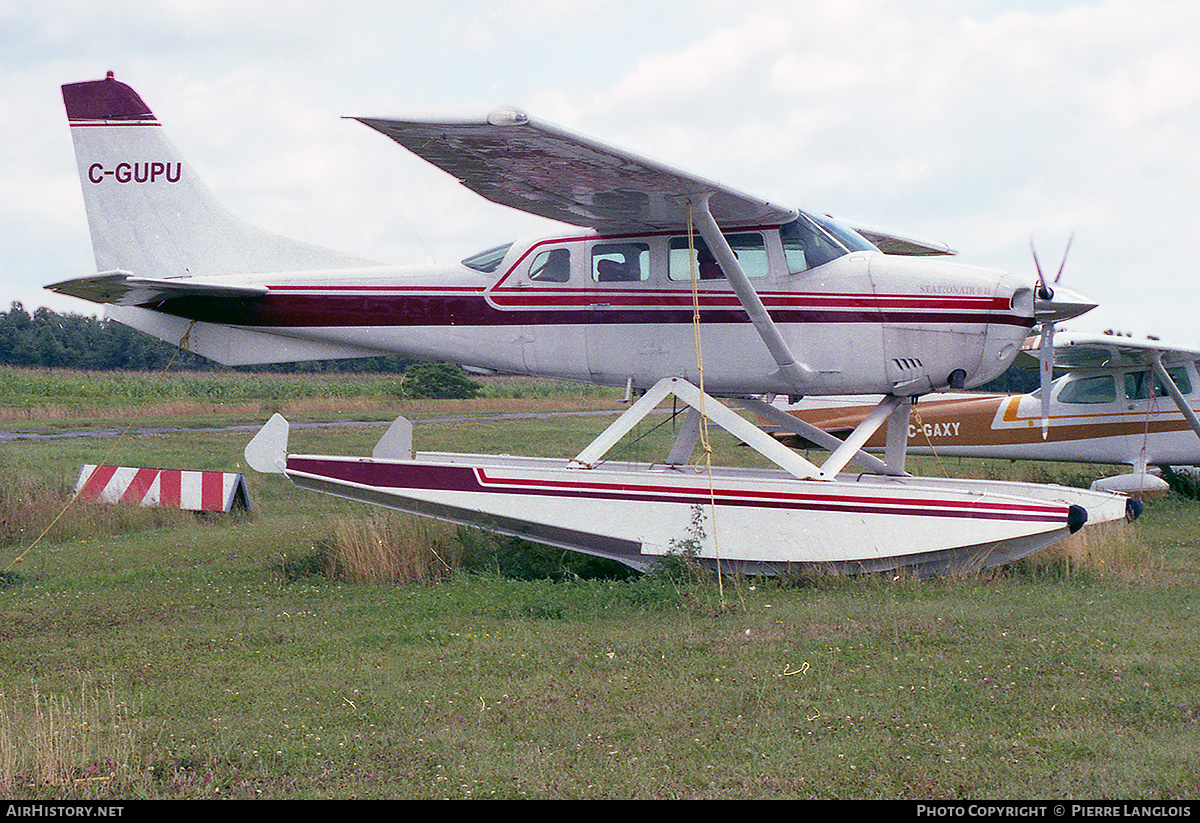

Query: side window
528 248 571 283
592 243 649 282
667 233 768 281
1125 367 1192 400
1124 371 1153 401
1057 374 1116 405
779 218 845 273
1171 367 1193 396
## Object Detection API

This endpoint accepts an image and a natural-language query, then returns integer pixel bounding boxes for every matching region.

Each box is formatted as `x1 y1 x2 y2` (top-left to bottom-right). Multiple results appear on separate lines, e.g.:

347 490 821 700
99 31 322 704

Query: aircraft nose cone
1035 284 1097 324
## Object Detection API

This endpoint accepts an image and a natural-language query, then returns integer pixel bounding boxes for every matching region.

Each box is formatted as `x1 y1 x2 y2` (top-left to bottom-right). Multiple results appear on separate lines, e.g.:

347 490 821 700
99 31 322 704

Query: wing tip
486 106 529 127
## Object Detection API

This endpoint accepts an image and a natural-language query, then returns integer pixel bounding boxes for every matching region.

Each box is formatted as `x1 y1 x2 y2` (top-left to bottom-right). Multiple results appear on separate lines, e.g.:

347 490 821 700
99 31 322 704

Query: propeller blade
1031 233 1082 437
1030 239 1051 300
1030 234 1095 323
1053 232 1074 285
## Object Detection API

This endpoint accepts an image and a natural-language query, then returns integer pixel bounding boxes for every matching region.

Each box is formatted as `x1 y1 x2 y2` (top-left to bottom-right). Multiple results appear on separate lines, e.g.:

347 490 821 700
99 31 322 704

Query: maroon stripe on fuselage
148 291 1034 329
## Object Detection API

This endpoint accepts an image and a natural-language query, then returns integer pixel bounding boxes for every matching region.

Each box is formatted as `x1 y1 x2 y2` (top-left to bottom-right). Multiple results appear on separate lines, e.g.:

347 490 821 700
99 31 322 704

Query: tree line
0 302 412 373
0 300 1036 392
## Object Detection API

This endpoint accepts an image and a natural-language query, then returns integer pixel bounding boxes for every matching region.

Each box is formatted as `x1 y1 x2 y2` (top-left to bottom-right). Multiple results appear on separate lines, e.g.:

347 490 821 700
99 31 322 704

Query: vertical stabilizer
62 72 377 279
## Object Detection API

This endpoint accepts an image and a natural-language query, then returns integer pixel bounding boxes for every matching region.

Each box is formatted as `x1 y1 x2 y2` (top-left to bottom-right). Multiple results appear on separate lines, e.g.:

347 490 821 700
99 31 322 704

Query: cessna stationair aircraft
48 73 1136 575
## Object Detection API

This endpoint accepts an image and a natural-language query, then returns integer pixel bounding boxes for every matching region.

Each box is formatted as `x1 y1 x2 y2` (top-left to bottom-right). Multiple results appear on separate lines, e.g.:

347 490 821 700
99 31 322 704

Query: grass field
0 368 1197 799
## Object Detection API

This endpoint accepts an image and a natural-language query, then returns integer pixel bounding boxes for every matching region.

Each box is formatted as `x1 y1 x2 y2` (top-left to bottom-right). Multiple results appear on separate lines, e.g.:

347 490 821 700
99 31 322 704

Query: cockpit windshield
779 211 878 273
810 213 878 253
462 243 513 273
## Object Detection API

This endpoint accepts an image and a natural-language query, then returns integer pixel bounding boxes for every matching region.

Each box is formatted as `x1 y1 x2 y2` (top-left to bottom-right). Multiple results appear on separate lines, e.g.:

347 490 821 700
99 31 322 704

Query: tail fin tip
62 72 155 122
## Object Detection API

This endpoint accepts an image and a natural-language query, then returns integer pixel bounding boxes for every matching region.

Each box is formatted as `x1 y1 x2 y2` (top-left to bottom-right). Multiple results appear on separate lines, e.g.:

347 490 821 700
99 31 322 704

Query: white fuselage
124 230 1035 398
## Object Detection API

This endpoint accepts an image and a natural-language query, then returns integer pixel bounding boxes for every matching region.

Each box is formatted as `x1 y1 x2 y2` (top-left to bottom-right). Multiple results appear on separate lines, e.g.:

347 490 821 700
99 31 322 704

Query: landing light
487 106 529 127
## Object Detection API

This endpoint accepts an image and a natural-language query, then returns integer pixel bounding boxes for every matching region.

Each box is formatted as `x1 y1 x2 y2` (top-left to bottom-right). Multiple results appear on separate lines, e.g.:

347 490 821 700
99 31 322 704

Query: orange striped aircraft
764 331 1200 497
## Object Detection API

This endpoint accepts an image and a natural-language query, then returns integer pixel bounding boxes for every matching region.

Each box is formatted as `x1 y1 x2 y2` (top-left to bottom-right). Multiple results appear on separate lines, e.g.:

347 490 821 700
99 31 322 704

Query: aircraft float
767 331 1200 497
47 73 1138 575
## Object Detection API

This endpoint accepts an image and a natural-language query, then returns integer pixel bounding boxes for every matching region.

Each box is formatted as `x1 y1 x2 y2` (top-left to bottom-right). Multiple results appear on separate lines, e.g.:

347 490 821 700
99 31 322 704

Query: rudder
62 72 377 280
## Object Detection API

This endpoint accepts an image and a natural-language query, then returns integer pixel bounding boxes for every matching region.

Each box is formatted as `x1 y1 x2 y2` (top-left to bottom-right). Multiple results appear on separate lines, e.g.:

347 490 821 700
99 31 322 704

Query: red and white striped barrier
73 465 251 513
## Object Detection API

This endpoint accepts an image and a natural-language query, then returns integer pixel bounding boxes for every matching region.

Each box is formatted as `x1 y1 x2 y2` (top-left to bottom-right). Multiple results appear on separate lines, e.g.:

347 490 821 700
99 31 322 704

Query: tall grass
299 511 644 586
0 367 624 426
0 681 142 796
0 368 394 405
325 512 461 584
0 368 619 407
0 458 190 562
1021 520 1157 581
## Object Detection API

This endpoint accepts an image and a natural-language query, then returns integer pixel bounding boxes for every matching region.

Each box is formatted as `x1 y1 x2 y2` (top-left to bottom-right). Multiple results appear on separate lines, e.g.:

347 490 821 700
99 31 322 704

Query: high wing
354 108 971 394
354 108 799 233
355 109 958 257
1053 332 1200 369
846 225 955 257
1017 331 1200 370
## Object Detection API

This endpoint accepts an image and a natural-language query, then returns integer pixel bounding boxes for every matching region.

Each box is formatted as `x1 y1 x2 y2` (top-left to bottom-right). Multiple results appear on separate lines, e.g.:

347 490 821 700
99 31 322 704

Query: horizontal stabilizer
46 271 267 307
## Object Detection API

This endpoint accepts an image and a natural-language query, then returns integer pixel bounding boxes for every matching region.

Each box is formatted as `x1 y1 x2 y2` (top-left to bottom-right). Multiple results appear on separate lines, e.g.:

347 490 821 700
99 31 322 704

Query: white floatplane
48 73 1136 575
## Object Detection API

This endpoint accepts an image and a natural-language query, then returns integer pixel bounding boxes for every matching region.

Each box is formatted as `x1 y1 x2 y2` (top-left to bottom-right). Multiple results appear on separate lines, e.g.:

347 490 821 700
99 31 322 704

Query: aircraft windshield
811 213 878 253
463 243 513 273
780 212 875 273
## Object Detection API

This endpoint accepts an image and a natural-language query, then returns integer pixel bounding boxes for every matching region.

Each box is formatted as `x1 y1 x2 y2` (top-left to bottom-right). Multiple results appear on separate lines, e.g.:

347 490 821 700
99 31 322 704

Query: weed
273 545 331 583
1162 466 1200 499
387 363 482 400
1018 520 1158 581
0 680 144 798
455 525 638 582
0 571 31 590
327 511 460 584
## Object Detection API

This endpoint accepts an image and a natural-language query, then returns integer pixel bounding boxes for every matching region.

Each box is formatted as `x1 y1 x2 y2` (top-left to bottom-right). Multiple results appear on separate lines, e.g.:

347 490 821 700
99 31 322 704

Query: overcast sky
4 0 1199 348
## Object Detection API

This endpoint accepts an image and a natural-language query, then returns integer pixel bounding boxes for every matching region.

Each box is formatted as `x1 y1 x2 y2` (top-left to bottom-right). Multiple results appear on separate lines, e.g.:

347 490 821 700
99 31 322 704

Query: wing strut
688 196 816 394
1151 355 1200 441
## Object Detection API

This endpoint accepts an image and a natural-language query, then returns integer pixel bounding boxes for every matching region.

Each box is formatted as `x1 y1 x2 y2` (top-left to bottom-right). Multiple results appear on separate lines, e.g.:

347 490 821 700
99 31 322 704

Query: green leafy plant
392 362 482 400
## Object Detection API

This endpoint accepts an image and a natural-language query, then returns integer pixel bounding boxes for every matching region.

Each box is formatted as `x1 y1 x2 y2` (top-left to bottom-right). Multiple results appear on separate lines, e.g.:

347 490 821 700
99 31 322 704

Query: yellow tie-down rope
4 321 198 574
685 202 725 604
910 406 952 479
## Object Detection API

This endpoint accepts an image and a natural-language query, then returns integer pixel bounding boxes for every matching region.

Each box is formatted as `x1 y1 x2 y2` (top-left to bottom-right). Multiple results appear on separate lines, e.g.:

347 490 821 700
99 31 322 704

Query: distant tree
395 362 482 399
976 366 1040 394
0 303 416 373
